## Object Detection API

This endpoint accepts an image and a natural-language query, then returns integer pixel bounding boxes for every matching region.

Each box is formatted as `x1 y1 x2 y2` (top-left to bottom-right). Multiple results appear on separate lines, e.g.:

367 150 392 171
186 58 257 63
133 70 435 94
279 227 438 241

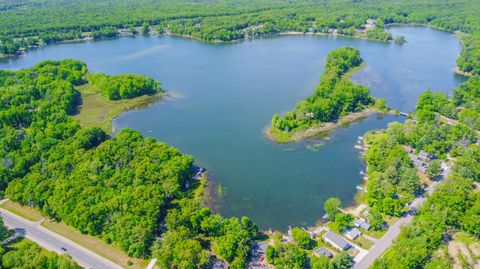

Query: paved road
0 208 122 269
353 214 413 269
353 177 445 269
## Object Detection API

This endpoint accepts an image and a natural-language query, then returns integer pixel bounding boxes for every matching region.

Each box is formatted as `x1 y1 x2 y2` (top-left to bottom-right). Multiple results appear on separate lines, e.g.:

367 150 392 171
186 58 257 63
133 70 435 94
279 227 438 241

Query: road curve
0 208 123 269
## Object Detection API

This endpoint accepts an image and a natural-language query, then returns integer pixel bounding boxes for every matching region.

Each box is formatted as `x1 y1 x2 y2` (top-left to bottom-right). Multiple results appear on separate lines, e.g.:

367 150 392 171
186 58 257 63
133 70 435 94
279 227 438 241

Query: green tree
291 227 316 249
427 160 442 179
330 252 353 269
141 23 150 35
324 197 342 220
152 228 209 269
334 213 354 231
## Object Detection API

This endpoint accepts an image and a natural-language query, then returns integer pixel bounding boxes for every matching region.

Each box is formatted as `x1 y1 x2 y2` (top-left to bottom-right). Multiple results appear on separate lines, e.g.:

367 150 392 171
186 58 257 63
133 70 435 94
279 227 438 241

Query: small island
267 47 388 143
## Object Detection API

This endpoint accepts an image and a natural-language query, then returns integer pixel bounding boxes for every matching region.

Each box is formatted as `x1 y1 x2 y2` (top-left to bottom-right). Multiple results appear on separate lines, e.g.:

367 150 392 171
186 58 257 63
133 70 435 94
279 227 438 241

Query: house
418 150 436 162
344 228 361 240
418 165 427 174
212 260 227 269
323 231 351 251
313 247 333 258
411 156 428 173
363 207 371 216
253 242 268 256
354 218 371 231
402 145 414 153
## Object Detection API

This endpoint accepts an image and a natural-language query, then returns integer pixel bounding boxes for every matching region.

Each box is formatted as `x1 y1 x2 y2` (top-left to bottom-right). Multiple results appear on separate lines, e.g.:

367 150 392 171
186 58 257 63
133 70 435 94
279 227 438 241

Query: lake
0 26 465 230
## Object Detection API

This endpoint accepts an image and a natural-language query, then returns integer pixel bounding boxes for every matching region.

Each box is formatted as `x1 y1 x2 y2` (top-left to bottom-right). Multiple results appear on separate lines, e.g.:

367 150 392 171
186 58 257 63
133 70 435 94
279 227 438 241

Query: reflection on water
0 26 465 229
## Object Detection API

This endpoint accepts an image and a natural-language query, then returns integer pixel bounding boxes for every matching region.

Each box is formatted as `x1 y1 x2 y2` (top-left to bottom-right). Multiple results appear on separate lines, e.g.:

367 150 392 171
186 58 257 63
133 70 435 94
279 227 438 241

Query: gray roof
345 228 361 239
323 231 350 250
313 247 333 258
253 242 268 254
354 218 371 230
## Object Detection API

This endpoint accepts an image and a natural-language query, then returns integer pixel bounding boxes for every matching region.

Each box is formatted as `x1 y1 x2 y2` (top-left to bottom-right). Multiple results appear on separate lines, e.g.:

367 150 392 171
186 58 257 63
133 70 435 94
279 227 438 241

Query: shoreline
453 66 473 77
265 108 388 144
1 23 422 60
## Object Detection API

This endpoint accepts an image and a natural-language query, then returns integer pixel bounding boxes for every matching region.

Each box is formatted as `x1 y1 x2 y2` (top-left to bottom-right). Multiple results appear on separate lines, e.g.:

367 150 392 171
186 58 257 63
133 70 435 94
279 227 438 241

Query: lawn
354 235 375 250
0 200 44 222
73 84 164 132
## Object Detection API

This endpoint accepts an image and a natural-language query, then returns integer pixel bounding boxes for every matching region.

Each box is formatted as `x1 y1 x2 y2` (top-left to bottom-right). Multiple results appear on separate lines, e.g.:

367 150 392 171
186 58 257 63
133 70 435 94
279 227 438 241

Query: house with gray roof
313 247 333 258
322 231 350 251
344 228 361 240
354 218 371 231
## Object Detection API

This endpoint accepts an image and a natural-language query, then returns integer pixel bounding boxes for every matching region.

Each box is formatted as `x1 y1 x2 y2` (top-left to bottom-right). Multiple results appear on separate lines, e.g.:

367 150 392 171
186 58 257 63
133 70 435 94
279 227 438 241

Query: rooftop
313 247 333 258
344 228 361 240
323 231 350 250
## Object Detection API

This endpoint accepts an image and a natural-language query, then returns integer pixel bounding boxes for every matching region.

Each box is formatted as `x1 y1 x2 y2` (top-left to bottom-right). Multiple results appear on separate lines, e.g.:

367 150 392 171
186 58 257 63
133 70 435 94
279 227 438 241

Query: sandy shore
265 108 387 143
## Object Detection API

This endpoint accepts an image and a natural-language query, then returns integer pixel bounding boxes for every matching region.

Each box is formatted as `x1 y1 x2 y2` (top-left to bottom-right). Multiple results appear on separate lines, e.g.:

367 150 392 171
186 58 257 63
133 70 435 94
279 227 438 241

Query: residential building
322 231 350 251
313 247 333 258
344 228 361 240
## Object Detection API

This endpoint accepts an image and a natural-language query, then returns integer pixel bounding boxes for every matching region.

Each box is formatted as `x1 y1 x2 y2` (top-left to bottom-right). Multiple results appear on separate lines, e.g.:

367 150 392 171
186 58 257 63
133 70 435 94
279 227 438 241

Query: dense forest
0 0 479 60
0 216 80 268
361 85 480 268
0 0 480 268
89 72 161 100
270 46 378 139
0 60 257 266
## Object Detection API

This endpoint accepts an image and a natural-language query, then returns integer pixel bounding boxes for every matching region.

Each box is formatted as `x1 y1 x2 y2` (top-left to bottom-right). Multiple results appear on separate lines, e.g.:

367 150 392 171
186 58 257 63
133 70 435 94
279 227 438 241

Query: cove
0 26 465 230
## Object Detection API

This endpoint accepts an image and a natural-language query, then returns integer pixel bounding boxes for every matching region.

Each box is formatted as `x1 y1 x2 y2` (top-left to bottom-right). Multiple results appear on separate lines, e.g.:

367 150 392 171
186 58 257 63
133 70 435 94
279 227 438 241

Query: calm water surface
0 27 465 229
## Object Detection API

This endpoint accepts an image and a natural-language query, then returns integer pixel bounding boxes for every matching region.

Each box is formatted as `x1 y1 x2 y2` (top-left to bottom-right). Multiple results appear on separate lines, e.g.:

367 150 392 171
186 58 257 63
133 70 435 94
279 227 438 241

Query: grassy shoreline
72 83 165 132
265 108 386 143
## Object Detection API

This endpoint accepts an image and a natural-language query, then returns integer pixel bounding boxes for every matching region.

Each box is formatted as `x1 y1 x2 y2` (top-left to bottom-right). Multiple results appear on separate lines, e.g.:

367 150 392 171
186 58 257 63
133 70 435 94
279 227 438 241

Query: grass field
0 200 44 222
73 84 164 132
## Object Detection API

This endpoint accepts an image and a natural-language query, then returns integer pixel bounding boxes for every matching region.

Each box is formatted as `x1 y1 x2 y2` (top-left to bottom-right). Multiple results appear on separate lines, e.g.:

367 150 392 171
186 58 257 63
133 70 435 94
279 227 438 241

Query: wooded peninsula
0 0 479 268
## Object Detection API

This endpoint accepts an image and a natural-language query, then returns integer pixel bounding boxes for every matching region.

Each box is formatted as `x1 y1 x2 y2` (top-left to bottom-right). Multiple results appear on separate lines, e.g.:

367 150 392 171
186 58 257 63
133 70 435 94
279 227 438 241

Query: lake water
0 27 465 230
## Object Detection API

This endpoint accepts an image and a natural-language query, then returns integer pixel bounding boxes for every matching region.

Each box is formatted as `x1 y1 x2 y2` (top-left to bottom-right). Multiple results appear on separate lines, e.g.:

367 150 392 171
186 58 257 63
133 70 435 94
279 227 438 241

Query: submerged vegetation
0 60 257 266
269 46 383 143
0 0 480 268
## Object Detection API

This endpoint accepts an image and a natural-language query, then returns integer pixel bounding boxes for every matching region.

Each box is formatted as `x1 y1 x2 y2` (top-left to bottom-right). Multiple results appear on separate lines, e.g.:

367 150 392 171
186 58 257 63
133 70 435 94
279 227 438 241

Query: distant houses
403 145 436 174
322 231 351 251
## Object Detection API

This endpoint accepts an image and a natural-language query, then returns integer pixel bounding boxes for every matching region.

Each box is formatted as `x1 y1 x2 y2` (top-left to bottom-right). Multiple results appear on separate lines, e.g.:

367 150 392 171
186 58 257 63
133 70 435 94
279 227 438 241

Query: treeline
0 216 80 268
89 72 161 100
3 0 480 56
152 199 257 268
415 77 480 131
0 60 257 264
271 47 375 133
457 34 480 76
361 89 478 221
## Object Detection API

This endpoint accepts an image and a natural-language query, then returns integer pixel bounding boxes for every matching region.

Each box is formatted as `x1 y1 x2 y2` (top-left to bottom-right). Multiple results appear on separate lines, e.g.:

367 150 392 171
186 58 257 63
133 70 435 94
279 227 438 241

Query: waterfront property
323 231 351 251
0 26 464 230
344 228 362 240
354 218 371 231
313 247 333 258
